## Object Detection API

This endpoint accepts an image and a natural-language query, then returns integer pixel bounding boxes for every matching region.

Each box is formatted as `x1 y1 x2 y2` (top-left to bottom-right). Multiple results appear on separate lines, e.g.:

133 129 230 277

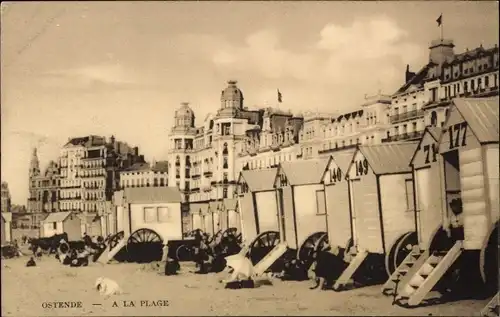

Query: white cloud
209 16 424 109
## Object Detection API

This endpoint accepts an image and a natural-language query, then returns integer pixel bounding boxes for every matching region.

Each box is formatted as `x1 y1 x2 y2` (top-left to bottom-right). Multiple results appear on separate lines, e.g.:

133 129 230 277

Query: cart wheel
297 232 328 270
385 231 418 277
126 228 163 263
175 244 192 262
108 231 125 251
247 231 280 265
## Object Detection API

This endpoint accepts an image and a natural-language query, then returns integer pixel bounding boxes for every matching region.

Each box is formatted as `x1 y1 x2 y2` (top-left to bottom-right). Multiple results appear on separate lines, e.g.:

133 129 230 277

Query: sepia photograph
1 1 499 316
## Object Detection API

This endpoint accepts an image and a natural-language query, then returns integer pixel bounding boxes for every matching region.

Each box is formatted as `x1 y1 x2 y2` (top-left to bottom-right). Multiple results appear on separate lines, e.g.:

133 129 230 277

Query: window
315 190 326 215
158 207 170 222
144 207 157 223
223 188 228 199
52 222 57 230
485 76 490 87
405 179 415 212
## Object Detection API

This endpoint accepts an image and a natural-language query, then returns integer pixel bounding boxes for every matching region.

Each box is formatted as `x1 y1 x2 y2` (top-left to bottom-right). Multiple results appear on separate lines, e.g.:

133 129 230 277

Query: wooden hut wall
324 163 353 249
204 212 214 236
440 105 488 250
254 190 279 233
280 186 298 249
293 184 327 248
228 209 241 232
192 213 203 231
484 144 499 225
379 173 416 252
219 209 228 231
349 151 383 253
213 211 221 233
412 133 446 249
239 193 258 243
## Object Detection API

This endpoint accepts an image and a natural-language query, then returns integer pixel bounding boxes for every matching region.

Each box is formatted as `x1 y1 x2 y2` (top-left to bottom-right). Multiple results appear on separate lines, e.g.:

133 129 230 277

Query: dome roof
175 102 194 117
221 80 244 101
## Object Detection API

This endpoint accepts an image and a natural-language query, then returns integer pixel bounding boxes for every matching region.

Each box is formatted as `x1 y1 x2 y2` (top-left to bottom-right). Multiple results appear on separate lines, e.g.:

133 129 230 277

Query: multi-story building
27 148 60 214
387 39 499 142
1 182 11 213
120 160 169 189
168 80 307 204
58 135 144 215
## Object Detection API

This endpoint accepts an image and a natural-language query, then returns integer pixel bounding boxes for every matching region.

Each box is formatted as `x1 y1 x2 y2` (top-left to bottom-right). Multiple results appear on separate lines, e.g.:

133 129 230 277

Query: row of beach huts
7 97 498 313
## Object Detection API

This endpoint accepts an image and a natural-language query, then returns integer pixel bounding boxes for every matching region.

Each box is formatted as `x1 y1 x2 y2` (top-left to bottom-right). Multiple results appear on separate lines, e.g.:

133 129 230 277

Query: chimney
134 146 139 156
405 64 416 83
429 39 455 65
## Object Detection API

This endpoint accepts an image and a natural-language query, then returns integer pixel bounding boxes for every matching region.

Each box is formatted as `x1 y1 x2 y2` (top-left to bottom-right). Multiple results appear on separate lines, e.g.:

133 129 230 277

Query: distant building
27 149 60 215
1 212 13 245
58 135 145 215
40 211 81 241
387 39 499 142
119 160 169 189
1 182 11 213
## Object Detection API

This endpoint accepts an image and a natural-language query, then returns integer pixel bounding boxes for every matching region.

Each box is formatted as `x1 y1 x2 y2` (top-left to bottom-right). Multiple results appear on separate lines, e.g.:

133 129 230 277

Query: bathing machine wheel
107 231 125 251
126 228 163 263
297 232 329 270
480 222 499 297
247 231 280 265
385 231 418 277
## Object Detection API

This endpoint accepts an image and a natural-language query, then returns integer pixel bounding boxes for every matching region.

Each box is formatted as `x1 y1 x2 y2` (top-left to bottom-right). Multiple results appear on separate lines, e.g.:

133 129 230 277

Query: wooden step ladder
381 248 429 296
252 242 288 277
333 249 368 291
96 236 128 264
480 293 499 317
396 241 463 307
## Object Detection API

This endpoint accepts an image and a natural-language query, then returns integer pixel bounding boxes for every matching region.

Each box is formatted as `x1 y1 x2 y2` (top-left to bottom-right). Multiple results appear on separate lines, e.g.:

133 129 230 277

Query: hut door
349 179 359 246
443 150 463 240
277 189 286 242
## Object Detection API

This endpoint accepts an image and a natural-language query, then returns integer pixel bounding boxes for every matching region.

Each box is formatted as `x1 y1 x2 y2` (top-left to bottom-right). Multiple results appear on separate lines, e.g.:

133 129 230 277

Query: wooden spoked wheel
297 232 329 270
126 228 163 263
58 241 70 255
175 244 193 262
108 231 125 251
222 227 238 238
480 222 499 296
247 231 280 265
385 231 418 277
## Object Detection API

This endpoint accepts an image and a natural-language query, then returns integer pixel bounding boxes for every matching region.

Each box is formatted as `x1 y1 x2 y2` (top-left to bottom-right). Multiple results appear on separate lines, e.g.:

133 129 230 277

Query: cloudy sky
1 1 498 205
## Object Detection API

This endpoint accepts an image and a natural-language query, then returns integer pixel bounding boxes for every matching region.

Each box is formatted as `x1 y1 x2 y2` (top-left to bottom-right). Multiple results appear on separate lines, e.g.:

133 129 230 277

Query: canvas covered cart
394 97 499 307
334 142 420 291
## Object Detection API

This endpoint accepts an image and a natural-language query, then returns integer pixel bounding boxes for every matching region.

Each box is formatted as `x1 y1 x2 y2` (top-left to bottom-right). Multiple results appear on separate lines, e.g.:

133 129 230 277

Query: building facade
58 135 145 215
387 39 499 142
1 182 11 213
27 149 61 214
120 160 169 189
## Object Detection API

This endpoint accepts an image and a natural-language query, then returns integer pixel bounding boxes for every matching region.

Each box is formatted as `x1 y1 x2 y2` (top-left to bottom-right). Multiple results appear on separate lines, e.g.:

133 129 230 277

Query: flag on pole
436 14 442 26
277 89 282 103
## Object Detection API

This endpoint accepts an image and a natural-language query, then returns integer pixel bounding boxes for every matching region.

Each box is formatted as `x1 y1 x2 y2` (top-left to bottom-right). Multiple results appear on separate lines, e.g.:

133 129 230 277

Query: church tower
29 148 40 177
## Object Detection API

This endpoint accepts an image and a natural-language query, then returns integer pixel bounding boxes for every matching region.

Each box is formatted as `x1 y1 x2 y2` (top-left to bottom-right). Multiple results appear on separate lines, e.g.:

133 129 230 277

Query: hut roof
452 97 499 143
281 158 329 185
355 142 419 175
240 168 278 191
223 198 238 210
42 211 73 223
189 203 208 215
1 212 12 222
123 187 182 204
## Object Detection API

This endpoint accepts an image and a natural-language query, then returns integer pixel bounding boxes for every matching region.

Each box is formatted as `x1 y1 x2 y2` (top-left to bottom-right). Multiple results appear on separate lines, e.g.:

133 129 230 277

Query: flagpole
440 20 443 41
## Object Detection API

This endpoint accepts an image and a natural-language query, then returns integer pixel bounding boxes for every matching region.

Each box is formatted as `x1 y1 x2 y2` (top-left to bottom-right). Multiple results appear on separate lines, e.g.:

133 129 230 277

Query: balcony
390 109 424 124
203 170 213 177
381 130 424 143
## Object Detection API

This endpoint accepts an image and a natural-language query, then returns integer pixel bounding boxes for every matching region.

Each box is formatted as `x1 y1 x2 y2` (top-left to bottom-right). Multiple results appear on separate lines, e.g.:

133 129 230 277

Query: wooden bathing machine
222 198 240 233
274 158 330 268
333 142 420 291
208 201 223 236
394 97 499 307
189 203 208 232
320 148 357 277
237 168 284 266
382 126 445 296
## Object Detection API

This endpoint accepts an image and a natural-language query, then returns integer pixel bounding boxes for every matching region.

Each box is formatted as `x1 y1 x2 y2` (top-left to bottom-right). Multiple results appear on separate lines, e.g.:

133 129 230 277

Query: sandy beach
1 252 491 317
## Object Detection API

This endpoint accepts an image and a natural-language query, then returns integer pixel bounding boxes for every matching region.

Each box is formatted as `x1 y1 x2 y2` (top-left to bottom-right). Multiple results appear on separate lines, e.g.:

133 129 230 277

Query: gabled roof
223 198 238 210
352 142 419 175
209 201 223 212
240 168 278 192
331 148 357 172
409 126 443 166
451 97 499 143
281 158 329 185
42 211 73 223
123 187 182 204
189 203 208 215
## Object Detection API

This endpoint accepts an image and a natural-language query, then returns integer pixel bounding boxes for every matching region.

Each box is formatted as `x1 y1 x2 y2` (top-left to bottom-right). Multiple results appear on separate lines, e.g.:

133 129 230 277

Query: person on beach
26 257 36 267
